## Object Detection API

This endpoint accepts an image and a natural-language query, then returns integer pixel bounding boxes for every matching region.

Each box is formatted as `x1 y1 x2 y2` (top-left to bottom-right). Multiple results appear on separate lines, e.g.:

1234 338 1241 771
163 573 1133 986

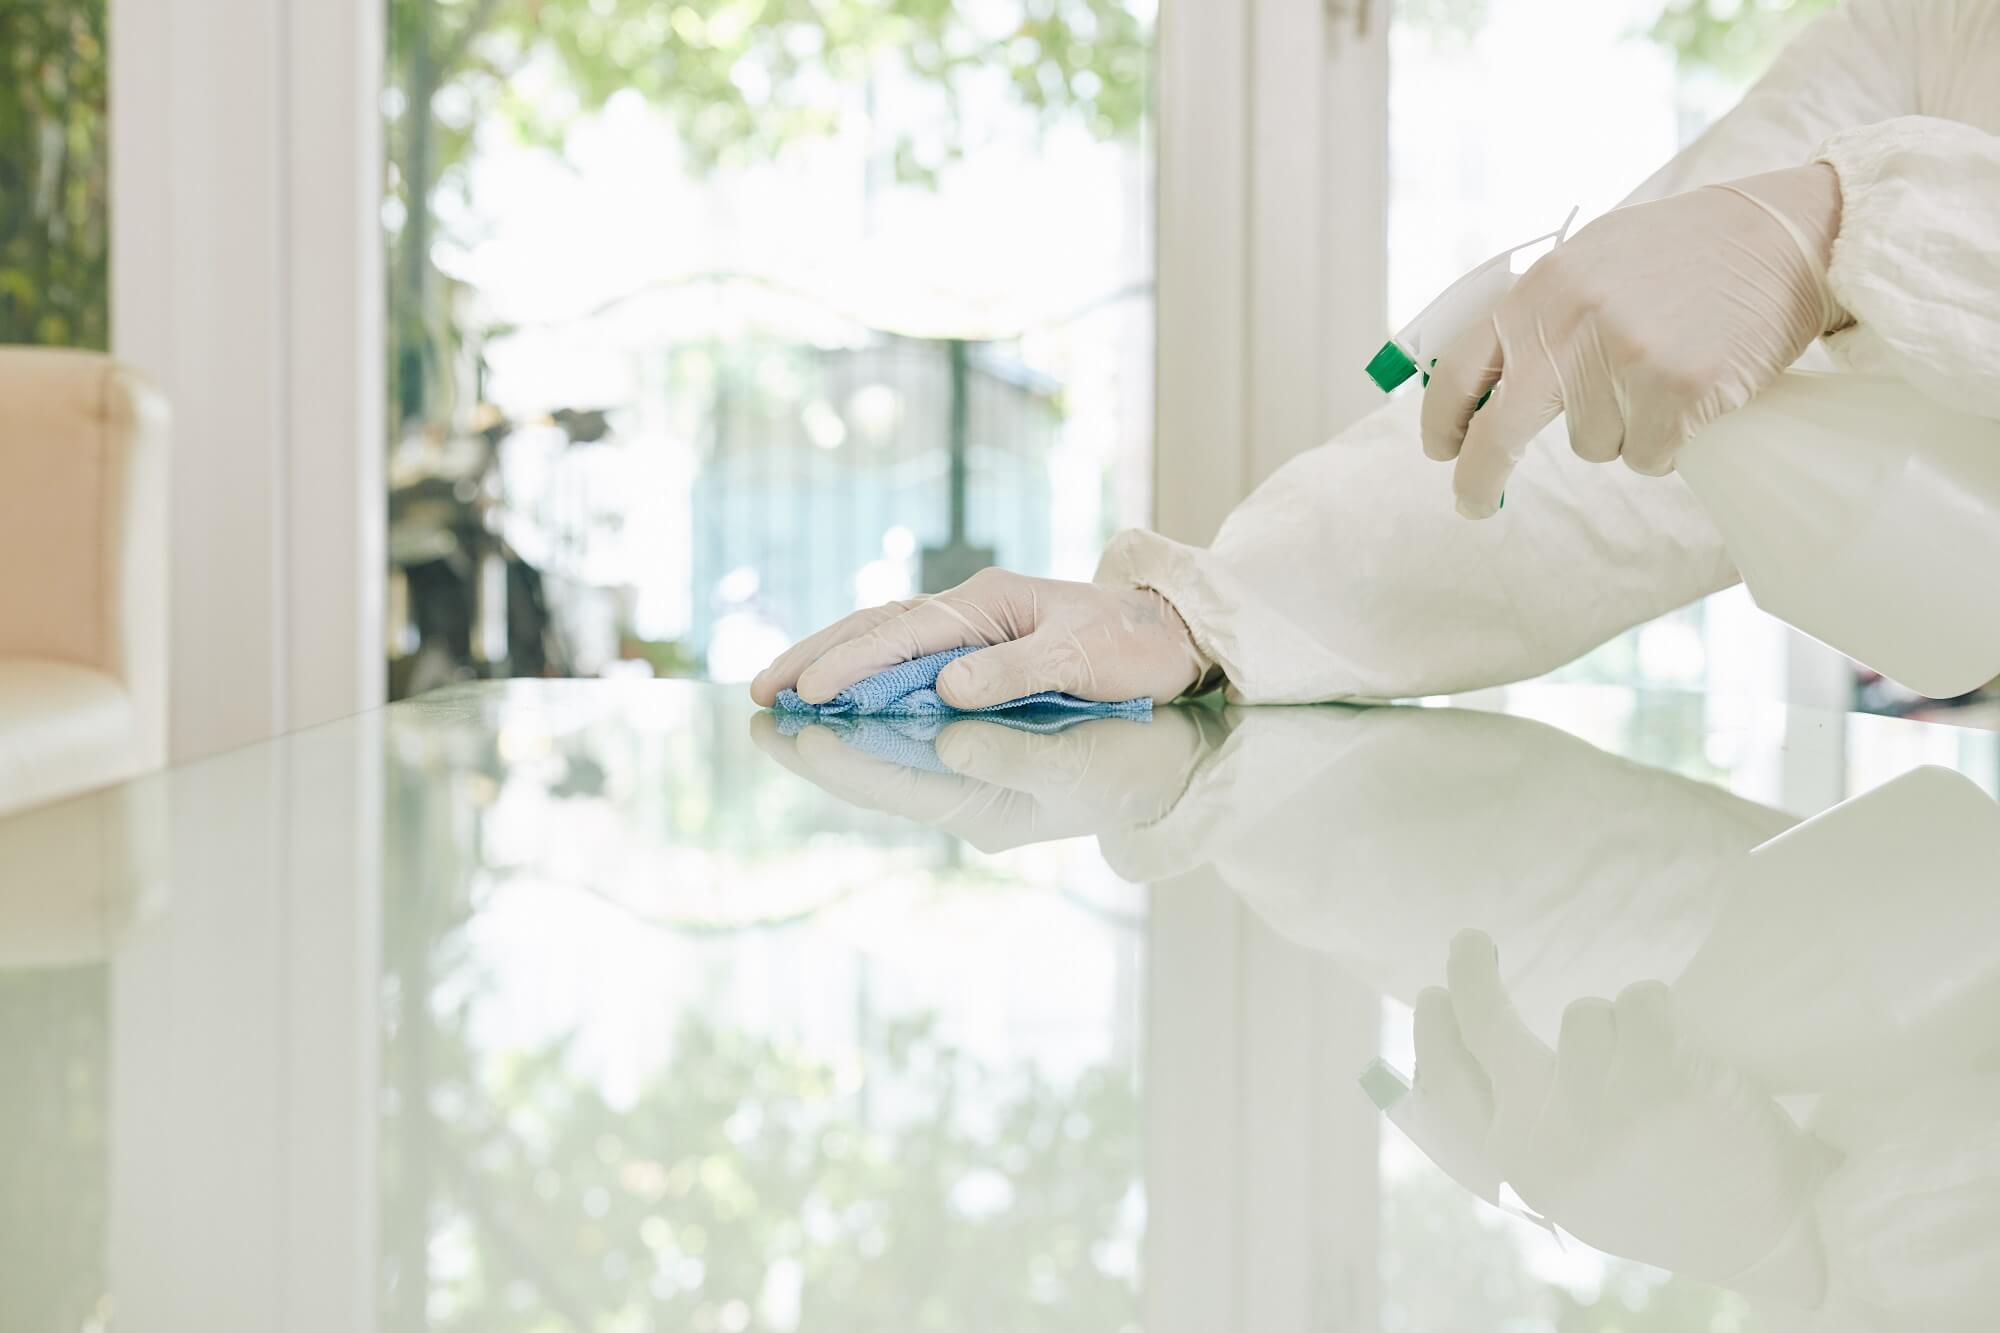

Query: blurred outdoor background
380 0 1159 697
12 0 1984 719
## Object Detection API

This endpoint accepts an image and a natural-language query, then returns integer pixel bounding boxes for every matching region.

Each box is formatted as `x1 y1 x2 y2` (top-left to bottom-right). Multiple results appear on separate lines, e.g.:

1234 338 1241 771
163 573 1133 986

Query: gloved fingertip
931 720 986 773
1423 433 1464 464
1556 995 1617 1047
1455 494 1503 521
1612 978 1677 1044
1448 927 1500 971
1445 933 1512 1025
791 721 841 754
1413 985 1458 1039
934 659 986 710
792 666 844 706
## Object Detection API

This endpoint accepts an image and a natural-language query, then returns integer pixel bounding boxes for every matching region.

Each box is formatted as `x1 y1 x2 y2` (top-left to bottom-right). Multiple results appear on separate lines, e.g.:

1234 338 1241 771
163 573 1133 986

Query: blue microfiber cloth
773 646 1152 721
775 708 1138 773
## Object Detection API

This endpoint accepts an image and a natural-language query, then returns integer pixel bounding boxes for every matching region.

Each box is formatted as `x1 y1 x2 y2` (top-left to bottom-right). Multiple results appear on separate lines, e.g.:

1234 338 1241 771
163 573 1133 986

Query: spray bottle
1368 219 2000 700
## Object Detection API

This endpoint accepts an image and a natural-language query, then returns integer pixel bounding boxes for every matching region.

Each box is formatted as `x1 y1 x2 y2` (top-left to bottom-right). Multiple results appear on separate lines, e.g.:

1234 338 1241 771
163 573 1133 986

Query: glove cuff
1710 169 1850 336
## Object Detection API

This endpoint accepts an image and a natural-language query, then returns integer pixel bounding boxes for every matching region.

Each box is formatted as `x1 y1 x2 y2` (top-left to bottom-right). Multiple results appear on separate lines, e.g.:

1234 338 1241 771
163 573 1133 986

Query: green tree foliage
1648 0 1840 81
385 1008 1143 1331
488 0 1149 171
0 0 109 349
1396 0 1841 76
387 0 1152 427
1397 0 1492 44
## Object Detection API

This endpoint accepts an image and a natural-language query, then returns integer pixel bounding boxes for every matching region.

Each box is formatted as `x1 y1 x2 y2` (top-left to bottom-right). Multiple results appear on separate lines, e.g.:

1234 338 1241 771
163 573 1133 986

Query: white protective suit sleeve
1096 0 2000 704
1816 115 2000 419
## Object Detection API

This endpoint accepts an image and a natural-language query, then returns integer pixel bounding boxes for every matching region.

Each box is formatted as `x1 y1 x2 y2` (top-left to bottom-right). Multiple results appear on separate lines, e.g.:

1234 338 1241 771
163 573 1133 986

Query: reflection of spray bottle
1673 765 2000 1092
1368 218 2000 700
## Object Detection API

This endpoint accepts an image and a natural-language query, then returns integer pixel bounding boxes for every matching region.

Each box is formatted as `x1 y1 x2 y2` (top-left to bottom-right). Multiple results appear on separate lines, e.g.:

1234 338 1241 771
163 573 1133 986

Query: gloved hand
748 706 1216 852
1421 163 1848 518
749 567 1210 711
1403 929 1834 1306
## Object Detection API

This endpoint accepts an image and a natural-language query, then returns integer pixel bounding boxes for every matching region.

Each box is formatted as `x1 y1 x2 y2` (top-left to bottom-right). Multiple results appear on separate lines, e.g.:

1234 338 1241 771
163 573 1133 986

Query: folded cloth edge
773 646 1152 719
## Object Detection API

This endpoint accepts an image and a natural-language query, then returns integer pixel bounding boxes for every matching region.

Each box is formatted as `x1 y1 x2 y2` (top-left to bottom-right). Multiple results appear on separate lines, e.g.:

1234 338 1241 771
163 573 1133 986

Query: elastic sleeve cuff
1812 115 1945 303
1811 115 2000 417
1094 527 1245 698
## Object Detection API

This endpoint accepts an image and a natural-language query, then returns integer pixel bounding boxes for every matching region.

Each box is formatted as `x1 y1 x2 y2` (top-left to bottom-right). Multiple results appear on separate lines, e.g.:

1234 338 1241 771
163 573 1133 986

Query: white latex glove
747 706 1217 852
1406 929 1834 1306
749 568 1210 710
1421 164 1847 518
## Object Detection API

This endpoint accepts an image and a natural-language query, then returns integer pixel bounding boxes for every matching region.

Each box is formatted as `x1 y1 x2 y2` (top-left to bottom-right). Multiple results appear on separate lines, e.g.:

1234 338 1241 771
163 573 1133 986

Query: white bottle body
1679 373 2000 699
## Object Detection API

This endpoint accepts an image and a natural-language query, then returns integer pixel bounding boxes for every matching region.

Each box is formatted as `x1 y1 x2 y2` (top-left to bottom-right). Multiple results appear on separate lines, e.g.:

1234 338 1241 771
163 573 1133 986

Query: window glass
385 0 1157 696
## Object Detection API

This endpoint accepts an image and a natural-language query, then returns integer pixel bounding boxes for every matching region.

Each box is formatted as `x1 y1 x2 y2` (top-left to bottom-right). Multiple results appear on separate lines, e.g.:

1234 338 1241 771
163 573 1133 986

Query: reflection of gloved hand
1406 929 1833 1306
749 568 1209 711
748 705 1219 853
1421 164 1846 518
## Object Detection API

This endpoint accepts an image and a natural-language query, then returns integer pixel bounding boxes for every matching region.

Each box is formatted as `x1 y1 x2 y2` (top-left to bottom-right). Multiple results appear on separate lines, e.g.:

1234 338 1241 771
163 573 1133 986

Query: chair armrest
0 348 170 770
103 361 170 770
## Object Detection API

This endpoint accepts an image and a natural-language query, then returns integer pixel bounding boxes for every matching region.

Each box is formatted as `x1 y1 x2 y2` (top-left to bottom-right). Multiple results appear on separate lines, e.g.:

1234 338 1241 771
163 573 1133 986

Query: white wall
111 0 385 761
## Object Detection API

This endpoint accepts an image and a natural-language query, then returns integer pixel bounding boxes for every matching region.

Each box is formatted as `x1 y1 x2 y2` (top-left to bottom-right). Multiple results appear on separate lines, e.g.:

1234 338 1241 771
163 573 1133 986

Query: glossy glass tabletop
3 680 1997 1332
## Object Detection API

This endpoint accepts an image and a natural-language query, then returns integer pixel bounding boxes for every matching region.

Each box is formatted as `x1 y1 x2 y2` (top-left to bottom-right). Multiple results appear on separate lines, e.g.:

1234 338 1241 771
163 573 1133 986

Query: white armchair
0 347 169 817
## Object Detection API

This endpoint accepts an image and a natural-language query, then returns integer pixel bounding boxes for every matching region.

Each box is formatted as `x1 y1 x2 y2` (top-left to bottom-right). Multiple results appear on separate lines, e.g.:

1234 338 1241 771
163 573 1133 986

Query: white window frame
112 0 386 761
1155 0 1389 545
1146 17 1391 1325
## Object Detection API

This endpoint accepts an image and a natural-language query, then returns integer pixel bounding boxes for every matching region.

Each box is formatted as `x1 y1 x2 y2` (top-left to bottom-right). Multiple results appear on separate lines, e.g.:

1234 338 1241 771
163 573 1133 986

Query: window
385 0 1157 697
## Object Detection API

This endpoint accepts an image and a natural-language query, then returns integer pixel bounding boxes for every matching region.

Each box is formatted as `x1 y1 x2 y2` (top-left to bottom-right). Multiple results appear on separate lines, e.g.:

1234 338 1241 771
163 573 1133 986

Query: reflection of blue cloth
773 713 958 772
773 646 1152 721
776 709 1142 773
